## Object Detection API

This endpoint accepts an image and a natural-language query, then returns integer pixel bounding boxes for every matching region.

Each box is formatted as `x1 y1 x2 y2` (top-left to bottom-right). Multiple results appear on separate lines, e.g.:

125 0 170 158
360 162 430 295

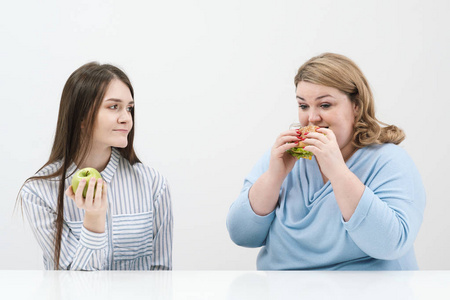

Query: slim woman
227 53 425 270
20 62 172 270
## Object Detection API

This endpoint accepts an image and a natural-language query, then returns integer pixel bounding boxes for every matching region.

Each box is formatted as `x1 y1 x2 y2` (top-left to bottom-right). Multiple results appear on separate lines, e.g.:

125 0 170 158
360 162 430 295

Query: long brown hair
294 53 405 147
21 62 140 269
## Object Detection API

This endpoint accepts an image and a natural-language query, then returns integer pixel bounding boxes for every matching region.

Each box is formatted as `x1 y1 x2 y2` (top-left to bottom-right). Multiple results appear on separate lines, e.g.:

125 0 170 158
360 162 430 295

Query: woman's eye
298 104 308 110
127 106 134 112
109 105 118 109
321 103 331 109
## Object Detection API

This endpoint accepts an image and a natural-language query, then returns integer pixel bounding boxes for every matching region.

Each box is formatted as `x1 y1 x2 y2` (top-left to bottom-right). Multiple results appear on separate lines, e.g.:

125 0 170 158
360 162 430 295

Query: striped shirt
21 147 172 270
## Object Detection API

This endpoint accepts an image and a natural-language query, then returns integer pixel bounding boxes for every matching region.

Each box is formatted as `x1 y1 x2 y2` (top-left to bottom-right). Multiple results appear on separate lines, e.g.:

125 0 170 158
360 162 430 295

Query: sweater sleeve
342 146 426 260
21 190 108 270
226 150 276 247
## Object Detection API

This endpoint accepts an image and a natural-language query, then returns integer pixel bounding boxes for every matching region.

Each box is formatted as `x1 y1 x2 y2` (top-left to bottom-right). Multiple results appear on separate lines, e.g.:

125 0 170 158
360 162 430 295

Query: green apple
71 167 102 198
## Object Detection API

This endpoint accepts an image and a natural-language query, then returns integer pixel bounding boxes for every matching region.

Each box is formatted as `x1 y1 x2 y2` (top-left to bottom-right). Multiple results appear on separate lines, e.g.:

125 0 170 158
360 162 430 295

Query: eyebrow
105 98 135 105
296 94 334 101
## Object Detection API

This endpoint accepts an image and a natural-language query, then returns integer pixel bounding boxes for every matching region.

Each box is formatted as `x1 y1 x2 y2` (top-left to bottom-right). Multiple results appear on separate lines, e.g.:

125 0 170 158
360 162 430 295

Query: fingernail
304 132 309 135
81 179 86 183
295 141 299 144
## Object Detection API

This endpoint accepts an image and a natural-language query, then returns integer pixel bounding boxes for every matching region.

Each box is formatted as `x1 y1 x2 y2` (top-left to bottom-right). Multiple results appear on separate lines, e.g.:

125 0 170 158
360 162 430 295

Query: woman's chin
112 141 128 148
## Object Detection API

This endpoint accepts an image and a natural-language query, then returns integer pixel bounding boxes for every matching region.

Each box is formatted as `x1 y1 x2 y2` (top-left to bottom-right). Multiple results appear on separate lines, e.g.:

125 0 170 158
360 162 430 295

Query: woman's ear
353 101 360 117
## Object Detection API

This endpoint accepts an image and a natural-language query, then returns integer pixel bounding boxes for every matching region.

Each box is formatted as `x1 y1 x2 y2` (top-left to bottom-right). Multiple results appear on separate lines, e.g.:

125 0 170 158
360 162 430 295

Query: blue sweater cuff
342 186 374 231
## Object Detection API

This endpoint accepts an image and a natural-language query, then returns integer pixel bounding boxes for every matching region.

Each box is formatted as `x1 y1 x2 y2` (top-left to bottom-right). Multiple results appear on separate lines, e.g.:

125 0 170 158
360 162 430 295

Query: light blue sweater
226 144 426 270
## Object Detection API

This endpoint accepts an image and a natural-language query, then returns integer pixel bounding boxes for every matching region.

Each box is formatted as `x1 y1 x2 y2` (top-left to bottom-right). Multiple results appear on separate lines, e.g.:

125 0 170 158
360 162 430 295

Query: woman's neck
342 144 358 163
79 146 112 172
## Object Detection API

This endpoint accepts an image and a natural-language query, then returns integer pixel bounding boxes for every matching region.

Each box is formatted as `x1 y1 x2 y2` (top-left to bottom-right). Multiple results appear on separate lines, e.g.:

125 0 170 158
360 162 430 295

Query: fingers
84 177 97 207
101 181 108 209
73 179 87 208
315 127 336 140
68 177 107 213
93 178 103 209
65 186 75 200
304 131 328 143
274 130 301 147
303 128 338 155
277 135 301 146
275 139 302 156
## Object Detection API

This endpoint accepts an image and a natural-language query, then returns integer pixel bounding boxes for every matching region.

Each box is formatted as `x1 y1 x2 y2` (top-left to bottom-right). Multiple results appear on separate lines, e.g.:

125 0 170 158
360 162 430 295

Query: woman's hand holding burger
249 128 302 216
250 125 355 216
302 128 348 182
267 129 303 181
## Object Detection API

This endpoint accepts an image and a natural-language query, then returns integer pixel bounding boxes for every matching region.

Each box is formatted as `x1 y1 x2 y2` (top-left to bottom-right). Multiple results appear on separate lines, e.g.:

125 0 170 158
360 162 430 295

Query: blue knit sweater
227 144 426 270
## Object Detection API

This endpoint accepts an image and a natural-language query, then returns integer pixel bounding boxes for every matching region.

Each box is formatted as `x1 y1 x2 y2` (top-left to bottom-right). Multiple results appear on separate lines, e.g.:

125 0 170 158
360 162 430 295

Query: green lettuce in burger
287 125 319 160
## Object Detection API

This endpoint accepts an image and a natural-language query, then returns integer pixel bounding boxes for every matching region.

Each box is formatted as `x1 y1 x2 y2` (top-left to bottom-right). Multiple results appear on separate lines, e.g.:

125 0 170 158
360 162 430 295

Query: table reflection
227 271 415 300
1 270 449 300
35 271 173 300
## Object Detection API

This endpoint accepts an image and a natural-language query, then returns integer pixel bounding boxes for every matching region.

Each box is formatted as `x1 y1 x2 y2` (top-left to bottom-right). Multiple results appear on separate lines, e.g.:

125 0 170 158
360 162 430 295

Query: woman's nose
118 109 132 124
308 110 321 123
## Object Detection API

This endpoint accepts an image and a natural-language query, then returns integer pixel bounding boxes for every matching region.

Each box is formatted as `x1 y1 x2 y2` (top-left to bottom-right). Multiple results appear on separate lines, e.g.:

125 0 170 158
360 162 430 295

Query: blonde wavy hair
294 53 405 148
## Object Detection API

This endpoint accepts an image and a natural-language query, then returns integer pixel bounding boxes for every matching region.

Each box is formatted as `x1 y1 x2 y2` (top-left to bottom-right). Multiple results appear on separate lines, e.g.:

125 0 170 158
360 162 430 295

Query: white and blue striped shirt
21 148 172 270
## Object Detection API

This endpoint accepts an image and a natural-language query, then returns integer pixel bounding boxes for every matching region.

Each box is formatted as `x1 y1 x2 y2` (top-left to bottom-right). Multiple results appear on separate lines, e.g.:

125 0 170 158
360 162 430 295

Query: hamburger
287 125 319 160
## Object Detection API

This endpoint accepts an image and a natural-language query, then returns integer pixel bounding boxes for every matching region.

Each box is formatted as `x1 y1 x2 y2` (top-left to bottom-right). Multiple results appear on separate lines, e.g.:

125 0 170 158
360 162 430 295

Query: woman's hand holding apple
65 178 108 233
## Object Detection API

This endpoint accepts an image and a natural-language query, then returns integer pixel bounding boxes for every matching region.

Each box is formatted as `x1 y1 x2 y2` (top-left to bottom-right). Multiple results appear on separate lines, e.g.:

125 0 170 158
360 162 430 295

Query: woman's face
296 81 358 159
91 79 134 150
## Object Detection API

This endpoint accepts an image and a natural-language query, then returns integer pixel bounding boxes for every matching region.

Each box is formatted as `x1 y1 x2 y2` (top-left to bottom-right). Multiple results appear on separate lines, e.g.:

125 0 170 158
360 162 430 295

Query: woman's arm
150 177 173 270
227 129 302 247
249 129 301 215
341 146 426 260
21 190 108 270
227 149 284 248
304 130 425 259
303 128 364 221
329 168 365 222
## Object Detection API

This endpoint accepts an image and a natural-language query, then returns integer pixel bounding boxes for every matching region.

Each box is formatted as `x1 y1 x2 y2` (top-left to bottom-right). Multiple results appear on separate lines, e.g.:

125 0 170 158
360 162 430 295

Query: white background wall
1 0 449 270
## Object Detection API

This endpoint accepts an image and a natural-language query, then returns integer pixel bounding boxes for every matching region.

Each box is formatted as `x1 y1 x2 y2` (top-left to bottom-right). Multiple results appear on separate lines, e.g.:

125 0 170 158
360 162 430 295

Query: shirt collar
101 147 120 183
67 147 121 184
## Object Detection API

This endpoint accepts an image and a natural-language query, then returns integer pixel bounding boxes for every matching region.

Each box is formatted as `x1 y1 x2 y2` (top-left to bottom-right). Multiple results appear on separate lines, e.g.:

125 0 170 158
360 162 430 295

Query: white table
1 270 449 299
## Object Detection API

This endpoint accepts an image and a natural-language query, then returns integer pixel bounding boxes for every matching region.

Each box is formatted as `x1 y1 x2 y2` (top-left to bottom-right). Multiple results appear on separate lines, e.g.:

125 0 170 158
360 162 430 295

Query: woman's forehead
296 81 345 99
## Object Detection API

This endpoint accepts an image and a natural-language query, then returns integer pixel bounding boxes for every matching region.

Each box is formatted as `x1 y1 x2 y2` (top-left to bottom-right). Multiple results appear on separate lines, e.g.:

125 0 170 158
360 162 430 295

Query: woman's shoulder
361 143 409 158
118 157 168 187
112 149 166 182
357 143 416 170
21 160 62 200
134 162 167 181
34 160 63 177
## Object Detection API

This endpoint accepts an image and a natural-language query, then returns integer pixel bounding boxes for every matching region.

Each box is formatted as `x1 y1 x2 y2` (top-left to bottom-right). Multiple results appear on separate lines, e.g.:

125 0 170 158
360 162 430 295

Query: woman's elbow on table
226 217 267 248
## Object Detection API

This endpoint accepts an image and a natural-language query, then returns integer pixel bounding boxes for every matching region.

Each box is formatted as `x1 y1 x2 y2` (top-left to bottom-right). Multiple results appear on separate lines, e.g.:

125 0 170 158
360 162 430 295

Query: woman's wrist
249 171 284 216
266 165 290 186
326 162 349 183
83 211 106 233
329 168 365 221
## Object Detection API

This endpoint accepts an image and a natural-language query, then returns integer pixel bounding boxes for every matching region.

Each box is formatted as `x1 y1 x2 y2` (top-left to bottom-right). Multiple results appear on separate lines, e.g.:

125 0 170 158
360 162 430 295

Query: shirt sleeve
342 146 426 260
21 190 108 270
226 150 276 248
151 178 173 270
